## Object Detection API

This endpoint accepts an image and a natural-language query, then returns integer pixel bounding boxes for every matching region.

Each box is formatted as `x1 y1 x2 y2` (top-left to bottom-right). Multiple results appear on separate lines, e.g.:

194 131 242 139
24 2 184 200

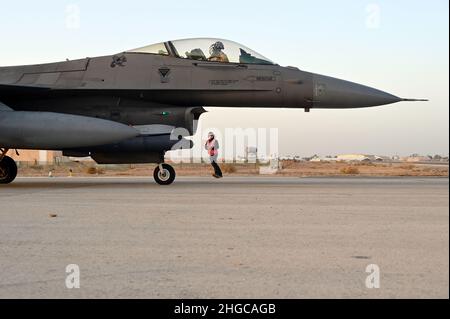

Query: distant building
336 154 371 162
335 154 391 162
402 155 432 162
6 150 63 164
279 155 295 161
309 155 337 162
373 155 392 162
245 146 258 162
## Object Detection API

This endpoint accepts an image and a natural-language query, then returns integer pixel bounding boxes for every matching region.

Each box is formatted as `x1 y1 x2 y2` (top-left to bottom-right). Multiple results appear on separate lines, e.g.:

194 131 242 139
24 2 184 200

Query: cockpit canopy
128 38 275 65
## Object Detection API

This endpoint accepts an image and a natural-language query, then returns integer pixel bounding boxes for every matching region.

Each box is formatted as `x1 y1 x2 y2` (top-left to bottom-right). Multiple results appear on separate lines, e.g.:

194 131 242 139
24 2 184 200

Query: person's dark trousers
211 160 223 177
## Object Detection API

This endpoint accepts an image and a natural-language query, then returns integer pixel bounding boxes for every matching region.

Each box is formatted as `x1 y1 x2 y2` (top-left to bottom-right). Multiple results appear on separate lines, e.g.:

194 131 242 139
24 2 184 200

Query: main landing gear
153 163 176 185
0 148 18 185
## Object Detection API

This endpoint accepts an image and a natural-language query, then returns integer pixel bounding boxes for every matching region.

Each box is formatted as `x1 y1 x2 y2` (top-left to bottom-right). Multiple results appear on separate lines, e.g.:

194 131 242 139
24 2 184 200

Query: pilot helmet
210 41 225 53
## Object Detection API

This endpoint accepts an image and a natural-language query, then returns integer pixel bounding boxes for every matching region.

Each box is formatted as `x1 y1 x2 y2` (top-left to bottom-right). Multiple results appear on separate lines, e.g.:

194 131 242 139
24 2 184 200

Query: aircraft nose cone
312 74 401 108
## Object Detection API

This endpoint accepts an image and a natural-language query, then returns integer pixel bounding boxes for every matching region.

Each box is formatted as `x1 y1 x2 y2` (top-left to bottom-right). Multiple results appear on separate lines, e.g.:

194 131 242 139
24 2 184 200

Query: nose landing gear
153 163 176 185
0 149 17 184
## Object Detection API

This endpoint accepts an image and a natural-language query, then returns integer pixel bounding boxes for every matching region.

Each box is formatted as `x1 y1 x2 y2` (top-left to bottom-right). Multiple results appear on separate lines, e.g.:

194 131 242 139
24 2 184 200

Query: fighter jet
0 38 426 185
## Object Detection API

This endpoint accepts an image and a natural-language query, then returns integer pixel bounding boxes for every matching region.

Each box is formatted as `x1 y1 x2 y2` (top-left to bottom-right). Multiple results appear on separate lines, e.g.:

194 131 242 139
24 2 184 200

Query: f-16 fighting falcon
0 38 427 185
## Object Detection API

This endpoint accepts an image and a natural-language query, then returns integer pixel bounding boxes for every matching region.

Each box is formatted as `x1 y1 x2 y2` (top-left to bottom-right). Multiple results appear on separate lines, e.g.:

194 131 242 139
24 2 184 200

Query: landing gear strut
153 163 176 185
0 149 17 184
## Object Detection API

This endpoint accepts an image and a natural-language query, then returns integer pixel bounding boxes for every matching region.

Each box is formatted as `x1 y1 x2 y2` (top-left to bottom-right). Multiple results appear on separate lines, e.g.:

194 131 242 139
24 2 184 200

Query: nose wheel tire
153 164 176 185
0 156 18 184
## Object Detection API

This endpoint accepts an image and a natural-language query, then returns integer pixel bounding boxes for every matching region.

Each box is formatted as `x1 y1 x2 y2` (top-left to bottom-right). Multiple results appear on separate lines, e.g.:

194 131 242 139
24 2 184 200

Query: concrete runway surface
0 176 448 299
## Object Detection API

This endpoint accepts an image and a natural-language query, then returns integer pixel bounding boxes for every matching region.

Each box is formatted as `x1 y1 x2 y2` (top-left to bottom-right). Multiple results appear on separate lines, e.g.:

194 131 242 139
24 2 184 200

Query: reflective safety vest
205 139 219 156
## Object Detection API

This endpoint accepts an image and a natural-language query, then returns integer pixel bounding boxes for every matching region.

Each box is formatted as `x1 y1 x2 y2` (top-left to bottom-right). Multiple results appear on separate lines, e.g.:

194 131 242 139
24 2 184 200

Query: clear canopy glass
129 42 169 55
128 38 275 65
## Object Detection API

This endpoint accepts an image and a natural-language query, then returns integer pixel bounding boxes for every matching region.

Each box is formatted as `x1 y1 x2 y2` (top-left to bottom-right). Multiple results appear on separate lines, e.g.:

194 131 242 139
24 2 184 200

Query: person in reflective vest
205 132 223 178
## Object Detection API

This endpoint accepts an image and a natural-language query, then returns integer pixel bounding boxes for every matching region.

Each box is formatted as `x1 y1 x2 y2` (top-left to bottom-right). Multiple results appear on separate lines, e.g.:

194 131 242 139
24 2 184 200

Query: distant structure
307 154 391 162
245 146 258 162
401 155 432 162
7 150 63 164
337 154 371 162
309 155 337 162
336 154 393 162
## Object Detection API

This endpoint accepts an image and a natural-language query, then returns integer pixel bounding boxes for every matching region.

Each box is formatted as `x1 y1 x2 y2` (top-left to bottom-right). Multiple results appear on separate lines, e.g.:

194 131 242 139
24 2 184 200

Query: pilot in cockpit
208 41 229 63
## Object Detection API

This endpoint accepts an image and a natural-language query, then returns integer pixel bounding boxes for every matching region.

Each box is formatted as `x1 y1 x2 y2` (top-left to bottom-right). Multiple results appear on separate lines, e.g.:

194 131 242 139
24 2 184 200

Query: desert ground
14 160 449 178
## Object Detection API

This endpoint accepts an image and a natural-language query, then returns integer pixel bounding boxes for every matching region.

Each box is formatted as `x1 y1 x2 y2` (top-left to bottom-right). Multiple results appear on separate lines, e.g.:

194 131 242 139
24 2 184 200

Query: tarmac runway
0 176 448 299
